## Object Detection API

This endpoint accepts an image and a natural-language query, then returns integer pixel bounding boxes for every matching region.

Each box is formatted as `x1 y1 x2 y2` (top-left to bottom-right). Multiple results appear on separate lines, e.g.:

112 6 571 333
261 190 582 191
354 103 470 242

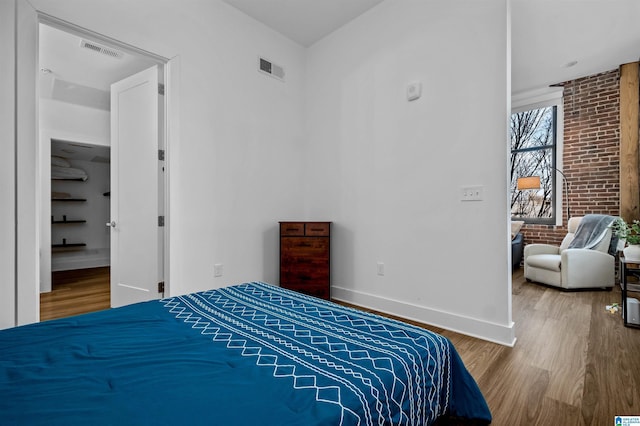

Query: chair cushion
526 254 561 272
567 216 582 234
559 216 582 250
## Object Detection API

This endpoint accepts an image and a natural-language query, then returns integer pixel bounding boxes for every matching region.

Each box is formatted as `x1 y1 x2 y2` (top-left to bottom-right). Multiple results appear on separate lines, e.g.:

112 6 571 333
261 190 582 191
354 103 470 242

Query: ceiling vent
80 40 124 59
258 57 285 81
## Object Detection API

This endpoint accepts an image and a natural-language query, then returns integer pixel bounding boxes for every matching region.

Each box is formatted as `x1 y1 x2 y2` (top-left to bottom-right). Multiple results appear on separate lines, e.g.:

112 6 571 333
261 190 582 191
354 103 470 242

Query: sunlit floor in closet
40 266 110 321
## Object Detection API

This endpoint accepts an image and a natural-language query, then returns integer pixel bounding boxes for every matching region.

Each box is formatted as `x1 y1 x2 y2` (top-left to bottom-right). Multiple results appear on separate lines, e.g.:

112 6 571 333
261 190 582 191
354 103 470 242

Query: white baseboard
331 285 516 347
51 248 110 272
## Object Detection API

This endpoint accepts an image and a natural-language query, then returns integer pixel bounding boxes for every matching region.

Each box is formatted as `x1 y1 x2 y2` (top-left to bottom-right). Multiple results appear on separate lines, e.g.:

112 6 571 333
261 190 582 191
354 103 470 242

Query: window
510 104 559 225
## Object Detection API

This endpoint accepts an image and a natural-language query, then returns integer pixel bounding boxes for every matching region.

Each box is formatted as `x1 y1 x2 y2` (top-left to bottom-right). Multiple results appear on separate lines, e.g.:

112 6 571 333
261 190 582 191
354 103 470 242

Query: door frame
18 10 175 325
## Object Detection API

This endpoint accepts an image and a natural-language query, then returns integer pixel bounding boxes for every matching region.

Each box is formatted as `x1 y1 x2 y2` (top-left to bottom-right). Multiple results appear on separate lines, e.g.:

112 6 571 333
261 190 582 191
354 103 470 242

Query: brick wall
521 69 620 246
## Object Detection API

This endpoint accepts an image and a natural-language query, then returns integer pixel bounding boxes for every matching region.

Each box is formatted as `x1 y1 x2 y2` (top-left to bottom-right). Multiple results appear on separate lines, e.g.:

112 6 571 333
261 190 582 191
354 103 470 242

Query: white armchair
523 216 615 290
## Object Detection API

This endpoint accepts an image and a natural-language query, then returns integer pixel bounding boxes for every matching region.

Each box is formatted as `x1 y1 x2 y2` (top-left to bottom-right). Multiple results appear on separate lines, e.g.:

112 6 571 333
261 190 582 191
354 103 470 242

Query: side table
619 257 640 329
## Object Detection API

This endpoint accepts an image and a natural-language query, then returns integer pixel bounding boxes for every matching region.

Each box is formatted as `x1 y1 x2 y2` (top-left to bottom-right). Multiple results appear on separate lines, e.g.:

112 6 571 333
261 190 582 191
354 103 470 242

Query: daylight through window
510 105 557 224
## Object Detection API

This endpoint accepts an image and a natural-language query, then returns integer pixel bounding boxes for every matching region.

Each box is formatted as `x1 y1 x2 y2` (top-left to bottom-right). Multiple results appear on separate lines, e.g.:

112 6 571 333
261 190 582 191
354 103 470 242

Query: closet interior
50 139 111 274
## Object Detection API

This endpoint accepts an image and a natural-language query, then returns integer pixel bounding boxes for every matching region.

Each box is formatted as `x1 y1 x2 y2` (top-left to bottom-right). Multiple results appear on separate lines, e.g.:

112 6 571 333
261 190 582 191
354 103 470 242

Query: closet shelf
52 243 86 248
52 198 87 202
52 238 85 249
51 215 86 224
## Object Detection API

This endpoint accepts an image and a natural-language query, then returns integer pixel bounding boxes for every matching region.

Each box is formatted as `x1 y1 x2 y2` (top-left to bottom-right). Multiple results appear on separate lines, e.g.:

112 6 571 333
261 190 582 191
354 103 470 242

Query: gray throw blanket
567 214 618 255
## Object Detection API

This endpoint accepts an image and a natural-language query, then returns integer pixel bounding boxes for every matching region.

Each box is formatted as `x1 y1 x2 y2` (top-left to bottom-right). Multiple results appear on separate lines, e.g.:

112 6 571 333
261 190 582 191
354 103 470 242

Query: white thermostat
407 81 422 101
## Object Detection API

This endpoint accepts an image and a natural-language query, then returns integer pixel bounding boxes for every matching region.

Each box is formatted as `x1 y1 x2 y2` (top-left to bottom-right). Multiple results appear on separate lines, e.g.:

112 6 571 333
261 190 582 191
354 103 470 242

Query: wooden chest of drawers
279 222 331 300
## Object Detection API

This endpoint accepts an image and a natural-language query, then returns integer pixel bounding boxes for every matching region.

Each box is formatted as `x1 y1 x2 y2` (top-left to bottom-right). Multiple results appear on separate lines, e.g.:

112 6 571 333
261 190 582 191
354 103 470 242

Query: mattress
0 282 491 425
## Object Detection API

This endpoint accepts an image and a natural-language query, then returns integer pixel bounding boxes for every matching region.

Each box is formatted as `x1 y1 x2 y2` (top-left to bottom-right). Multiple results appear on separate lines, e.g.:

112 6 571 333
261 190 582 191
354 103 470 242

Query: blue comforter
0 282 491 425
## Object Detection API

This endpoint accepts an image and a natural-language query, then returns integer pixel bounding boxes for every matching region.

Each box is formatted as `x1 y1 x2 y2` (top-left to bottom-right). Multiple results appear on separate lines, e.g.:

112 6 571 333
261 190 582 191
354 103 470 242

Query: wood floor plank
582 288 640 424
534 397 583 426
477 349 551 425
40 267 110 321
535 317 588 406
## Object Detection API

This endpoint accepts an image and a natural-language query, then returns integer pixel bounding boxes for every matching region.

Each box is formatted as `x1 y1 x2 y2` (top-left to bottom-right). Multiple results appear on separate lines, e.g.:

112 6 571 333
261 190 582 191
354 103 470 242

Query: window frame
510 88 564 226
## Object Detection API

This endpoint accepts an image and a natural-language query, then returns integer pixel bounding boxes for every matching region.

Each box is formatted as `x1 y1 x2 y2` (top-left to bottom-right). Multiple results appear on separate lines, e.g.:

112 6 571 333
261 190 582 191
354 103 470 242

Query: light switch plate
460 186 484 201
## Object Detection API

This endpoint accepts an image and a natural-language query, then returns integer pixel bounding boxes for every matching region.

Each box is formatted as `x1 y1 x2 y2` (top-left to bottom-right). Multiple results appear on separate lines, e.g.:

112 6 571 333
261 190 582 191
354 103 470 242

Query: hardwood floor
453 269 640 425
39 267 640 425
40 267 111 321
340 269 640 425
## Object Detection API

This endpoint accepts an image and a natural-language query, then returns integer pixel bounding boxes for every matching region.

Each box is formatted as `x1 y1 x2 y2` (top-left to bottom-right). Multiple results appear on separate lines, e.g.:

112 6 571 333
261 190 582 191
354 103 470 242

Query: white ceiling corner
221 0 385 47
511 0 640 94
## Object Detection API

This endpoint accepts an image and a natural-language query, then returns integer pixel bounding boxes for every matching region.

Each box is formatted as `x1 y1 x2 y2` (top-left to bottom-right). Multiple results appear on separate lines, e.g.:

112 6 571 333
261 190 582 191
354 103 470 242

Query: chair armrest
561 248 613 262
561 249 615 288
524 243 560 257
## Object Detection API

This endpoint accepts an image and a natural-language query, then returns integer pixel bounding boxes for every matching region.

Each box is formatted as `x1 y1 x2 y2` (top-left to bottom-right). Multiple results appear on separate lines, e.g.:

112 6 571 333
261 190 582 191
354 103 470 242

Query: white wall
15 0 39 326
304 0 514 344
26 0 308 301
0 0 16 329
6 0 513 344
40 99 111 145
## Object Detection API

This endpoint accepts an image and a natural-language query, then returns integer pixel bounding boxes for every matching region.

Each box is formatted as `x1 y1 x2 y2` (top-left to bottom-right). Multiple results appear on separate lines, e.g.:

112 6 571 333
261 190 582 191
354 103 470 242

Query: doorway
38 19 169 319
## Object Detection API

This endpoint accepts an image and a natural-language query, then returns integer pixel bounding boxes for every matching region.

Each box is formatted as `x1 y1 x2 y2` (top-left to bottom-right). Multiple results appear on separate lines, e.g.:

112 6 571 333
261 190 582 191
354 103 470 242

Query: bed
0 282 491 425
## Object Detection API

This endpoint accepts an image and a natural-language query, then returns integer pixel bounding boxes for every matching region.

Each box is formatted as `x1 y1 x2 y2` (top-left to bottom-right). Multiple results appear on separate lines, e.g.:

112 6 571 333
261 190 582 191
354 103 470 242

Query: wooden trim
619 62 639 221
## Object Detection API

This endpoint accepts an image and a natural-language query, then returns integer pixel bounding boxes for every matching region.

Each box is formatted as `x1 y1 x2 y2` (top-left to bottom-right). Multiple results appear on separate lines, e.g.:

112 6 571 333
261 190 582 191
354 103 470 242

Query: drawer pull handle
310 228 324 231
286 227 299 232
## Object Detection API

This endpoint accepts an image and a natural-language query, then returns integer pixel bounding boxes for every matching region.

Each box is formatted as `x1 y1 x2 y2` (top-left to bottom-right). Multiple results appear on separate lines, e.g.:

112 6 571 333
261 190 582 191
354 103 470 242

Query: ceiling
511 0 640 94
39 1 640 104
222 0 640 94
39 23 157 109
221 0 385 47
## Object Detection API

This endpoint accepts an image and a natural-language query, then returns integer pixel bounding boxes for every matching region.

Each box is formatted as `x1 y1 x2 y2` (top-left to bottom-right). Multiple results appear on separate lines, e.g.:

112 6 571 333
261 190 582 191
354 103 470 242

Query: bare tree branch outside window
510 106 556 223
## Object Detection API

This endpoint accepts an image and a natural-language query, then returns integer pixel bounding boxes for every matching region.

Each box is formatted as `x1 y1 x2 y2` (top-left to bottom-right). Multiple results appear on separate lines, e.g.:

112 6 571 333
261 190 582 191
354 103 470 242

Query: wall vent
80 40 124 59
258 57 285 81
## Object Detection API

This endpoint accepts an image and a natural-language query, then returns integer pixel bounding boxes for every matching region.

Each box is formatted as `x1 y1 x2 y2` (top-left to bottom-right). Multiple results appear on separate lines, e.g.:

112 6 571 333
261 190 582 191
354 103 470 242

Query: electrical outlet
460 185 484 201
214 264 223 277
377 262 385 276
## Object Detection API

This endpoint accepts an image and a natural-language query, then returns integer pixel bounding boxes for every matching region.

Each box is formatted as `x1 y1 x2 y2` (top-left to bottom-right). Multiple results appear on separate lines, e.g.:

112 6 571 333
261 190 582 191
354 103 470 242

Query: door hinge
158 281 165 293
158 149 165 161
158 215 165 227
158 83 165 96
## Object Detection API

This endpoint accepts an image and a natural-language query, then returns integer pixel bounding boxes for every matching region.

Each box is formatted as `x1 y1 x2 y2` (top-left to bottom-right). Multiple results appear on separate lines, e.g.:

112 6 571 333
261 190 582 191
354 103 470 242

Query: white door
110 65 162 308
